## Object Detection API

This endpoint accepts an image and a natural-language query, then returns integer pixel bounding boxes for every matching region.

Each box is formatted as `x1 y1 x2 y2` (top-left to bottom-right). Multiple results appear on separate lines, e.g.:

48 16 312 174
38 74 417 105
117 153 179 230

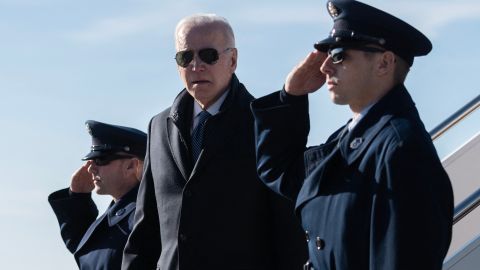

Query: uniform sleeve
370 132 453 270
122 119 162 270
250 89 309 201
48 188 98 254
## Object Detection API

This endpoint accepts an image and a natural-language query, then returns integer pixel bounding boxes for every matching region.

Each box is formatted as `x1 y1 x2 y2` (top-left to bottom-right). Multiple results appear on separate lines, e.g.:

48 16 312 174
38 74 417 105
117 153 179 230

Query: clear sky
0 0 479 268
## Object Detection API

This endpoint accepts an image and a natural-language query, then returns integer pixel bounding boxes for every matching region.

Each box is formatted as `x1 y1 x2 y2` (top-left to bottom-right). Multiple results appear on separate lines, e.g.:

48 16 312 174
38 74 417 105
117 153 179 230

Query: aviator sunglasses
175 48 232 67
328 46 386 64
92 154 135 166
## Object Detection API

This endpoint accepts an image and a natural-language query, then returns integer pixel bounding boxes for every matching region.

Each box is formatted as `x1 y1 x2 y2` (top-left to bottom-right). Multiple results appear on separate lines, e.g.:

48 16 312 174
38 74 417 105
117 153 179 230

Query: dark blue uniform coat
49 185 139 269
122 74 307 270
250 85 453 270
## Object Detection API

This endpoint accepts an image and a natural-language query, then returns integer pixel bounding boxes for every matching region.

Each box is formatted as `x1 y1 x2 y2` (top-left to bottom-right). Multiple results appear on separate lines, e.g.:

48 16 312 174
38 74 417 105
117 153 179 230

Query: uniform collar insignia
350 137 364 149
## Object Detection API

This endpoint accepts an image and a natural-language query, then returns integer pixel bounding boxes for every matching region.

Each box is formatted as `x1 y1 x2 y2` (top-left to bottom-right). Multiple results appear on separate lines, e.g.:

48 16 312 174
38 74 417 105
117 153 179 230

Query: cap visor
82 151 108 161
314 36 336 52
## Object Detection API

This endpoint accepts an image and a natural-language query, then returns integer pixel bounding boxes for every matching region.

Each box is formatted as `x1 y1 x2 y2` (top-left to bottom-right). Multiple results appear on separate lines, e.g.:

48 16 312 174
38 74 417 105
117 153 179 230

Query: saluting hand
285 50 327 96
70 161 94 193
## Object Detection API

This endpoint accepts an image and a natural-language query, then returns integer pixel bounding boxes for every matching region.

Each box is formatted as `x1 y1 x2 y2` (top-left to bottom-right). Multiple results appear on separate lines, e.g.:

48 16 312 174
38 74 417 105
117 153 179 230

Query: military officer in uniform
49 120 147 269
251 1 454 269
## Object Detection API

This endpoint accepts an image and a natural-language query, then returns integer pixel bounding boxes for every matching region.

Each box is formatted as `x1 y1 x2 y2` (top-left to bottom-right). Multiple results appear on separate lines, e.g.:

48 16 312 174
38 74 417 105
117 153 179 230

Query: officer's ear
135 159 144 181
376 51 396 77
123 158 140 178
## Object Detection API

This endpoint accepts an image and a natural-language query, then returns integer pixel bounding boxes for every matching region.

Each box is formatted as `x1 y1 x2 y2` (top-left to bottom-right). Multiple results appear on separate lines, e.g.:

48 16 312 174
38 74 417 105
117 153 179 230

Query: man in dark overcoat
250 1 454 269
49 120 146 269
121 14 307 270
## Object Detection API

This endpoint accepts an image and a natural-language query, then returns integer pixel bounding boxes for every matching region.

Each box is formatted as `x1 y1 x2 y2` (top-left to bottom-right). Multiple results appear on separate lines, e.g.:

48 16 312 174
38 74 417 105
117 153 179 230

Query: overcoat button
305 231 310 242
115 208 126 216
184 190 192 197
315 237 325 250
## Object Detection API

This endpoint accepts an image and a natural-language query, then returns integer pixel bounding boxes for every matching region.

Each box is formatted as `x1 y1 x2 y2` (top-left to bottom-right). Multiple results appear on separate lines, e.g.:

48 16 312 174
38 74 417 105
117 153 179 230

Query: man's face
87 157 130 199
175 23 237 109
320 47 377 111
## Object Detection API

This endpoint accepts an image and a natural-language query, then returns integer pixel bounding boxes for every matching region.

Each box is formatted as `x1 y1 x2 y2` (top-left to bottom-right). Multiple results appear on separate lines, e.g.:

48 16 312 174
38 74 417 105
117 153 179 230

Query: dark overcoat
251 85 454 270
49 185 138 269
122 74 307 270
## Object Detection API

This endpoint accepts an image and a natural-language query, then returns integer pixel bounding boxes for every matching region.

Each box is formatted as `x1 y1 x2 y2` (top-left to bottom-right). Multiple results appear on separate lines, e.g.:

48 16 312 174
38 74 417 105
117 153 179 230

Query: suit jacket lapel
189 114 236 179
190 104 239 179
188 76 244 180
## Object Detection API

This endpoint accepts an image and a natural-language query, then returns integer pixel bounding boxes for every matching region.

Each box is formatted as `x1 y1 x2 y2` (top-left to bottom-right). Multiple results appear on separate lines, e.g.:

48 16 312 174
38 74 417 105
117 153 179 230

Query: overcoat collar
167 90 194 180
295 84 417 211
106 184 139 226
166 74 250 181
75 184 139 253
190 74 247 178
339 84 417 165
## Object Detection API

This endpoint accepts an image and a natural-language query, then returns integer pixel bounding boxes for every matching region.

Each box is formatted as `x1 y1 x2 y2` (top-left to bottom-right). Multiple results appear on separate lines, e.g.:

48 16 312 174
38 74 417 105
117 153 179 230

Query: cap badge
330 28 336 37
328 2 340 18
86 123 92 135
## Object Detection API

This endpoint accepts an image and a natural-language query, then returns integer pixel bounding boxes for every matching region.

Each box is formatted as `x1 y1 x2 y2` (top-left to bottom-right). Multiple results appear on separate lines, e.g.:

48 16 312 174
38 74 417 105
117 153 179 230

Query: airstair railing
454 187 480 225
430 94 480 141
428 94 480 226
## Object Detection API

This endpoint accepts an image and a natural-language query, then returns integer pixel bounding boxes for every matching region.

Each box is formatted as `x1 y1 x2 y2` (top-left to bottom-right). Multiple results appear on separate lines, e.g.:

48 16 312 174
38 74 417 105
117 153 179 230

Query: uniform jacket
251 84 454 270
49 184 139 269
122 74 307 270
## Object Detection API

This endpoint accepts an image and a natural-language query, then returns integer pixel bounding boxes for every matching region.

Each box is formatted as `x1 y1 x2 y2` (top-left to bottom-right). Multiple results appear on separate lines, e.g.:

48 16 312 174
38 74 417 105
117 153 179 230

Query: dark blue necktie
192 110 211 162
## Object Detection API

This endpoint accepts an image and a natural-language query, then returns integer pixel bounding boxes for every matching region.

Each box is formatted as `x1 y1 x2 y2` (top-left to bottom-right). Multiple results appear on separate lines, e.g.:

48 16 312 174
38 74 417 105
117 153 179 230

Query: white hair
175 13 235 48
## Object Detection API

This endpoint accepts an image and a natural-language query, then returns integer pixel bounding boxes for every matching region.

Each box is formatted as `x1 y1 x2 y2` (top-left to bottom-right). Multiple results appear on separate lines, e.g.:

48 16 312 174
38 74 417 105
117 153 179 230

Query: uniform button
316 237 325 250
184 190 192 197
305 231 310 242
179 233 188 242
115 208 126 216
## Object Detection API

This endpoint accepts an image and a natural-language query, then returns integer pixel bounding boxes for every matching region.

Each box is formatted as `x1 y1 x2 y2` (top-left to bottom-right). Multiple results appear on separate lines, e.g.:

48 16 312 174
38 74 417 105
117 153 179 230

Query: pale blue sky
0 0 479 268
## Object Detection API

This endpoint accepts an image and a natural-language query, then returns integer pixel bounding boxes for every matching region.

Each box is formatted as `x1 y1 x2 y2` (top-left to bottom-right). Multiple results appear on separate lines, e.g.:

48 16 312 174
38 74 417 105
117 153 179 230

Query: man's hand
70 161 94 193
285 50 327 96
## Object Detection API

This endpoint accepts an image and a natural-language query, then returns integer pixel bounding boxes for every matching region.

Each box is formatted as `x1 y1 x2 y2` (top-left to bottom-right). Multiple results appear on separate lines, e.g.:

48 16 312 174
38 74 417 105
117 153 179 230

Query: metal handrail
429 94 480 141
429 94 480 225
453 187 480 225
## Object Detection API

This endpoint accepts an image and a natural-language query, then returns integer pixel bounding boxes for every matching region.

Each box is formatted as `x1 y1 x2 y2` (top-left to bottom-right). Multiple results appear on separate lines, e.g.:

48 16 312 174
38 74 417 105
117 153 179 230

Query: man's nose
320 56 335 75
87 162 97 174
191 54 206 71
